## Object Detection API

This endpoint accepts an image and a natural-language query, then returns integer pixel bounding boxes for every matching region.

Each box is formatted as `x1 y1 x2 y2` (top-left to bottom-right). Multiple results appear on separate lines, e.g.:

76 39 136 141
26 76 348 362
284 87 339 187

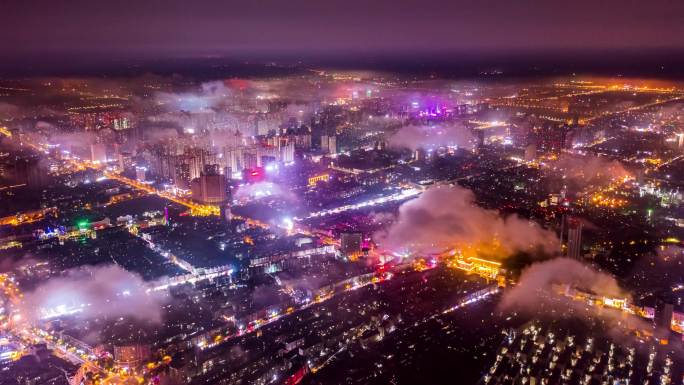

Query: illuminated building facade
452 256 502 280
307 174 330 187
113 344 151 369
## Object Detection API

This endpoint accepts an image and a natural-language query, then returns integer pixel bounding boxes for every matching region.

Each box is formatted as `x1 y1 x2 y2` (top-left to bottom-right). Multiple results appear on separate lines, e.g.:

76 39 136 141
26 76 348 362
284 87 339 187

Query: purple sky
2 0 684 57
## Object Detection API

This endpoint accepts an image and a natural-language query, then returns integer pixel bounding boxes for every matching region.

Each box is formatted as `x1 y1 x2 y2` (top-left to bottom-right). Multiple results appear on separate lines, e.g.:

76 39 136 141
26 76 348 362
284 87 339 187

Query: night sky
3 0 684 55
2 0 684 75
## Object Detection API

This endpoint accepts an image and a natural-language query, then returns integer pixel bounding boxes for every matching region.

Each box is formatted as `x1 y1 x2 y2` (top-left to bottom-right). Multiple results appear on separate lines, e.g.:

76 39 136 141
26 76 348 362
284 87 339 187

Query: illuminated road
492 85 684 124
127 222 197 273
584 95 684 123
0 274 108 385
102 171 220 216
10 134 221 217
296 187 422 221
0 207 58 227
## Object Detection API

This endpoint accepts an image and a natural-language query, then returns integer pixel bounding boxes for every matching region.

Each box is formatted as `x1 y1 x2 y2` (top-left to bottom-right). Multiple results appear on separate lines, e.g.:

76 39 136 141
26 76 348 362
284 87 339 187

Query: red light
251 171 259 176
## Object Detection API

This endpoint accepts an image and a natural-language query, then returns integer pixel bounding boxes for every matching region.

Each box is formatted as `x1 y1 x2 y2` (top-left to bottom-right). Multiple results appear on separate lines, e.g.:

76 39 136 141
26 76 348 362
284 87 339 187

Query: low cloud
21 264 168 324
374 184 558 257
234 181 297 202
48 130 97 149
388 123 475 151
155 81 235 113
551 154 631 185
500 257 650 332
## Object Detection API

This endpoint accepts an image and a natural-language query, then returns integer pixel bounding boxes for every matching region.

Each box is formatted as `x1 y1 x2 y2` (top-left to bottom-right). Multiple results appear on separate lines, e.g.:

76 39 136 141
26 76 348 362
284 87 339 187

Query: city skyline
1 2 684 385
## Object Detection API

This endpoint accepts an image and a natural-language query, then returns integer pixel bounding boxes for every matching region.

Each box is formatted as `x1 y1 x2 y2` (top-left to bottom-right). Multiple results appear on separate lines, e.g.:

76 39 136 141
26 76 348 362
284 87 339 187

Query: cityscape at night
1 1 684 385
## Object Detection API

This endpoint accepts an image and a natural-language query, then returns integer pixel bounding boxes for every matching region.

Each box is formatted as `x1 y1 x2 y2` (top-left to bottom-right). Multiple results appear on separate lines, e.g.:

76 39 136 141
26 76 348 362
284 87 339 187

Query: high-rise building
90 143 107 163
475 129 485 148
328 135 337 155
413 148 426 161
321 135 337 154
535 123 568 157
340 232 363 257
13 157 48 188
292 126 312 150
524 143 537 162
113 344 150 369
566 217 582 259
149 143 177 181
191 165 228 204
320 135 330 153
223 147 244 173
220 204 232 223
280 140 295 163
153 147 219 186
117 152 125 171
174 163 191 189
135 166 146 182
655 299 674 330
184 147 216 180
243 151 259 170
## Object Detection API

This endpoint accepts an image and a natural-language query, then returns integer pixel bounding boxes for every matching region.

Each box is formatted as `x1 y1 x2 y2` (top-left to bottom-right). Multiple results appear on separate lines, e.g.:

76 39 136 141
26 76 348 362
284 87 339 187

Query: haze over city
1 1 684 385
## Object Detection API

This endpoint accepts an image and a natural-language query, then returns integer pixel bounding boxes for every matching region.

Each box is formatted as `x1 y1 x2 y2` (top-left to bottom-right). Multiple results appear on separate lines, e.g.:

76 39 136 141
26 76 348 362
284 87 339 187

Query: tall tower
566 217 583 259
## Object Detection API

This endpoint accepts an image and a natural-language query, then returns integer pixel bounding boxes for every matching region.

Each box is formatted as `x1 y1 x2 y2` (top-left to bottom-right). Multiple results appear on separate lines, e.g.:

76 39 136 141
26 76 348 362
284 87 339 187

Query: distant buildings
532 122 568 157
320 135 337 155
148 145 217 187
